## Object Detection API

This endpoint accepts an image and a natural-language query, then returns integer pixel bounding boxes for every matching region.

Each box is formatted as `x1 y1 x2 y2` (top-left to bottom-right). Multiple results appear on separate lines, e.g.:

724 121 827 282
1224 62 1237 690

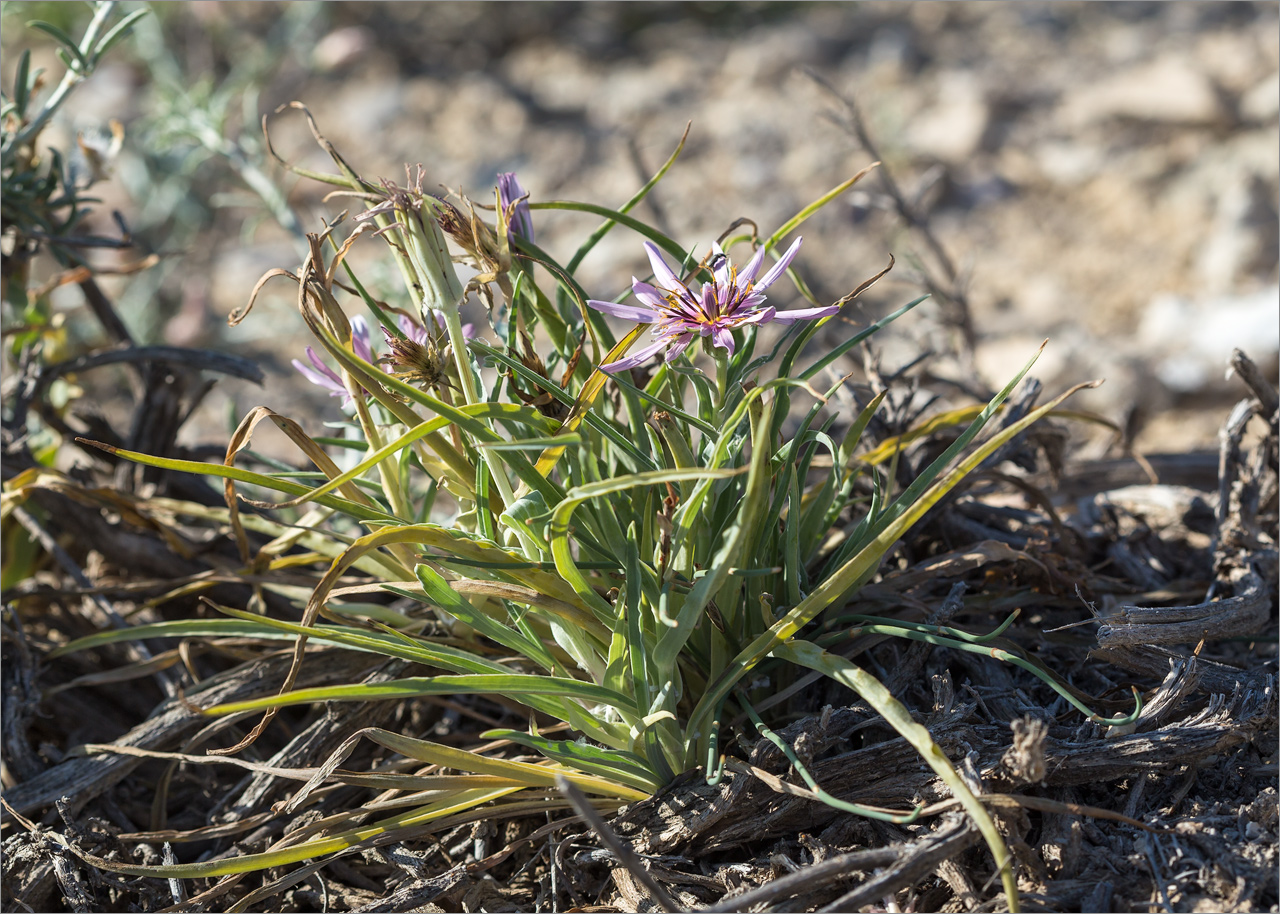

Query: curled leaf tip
74 437 116 454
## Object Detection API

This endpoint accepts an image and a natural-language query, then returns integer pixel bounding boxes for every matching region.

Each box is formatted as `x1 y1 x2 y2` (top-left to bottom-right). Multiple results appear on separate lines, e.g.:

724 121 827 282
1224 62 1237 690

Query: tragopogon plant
57 106 1140 911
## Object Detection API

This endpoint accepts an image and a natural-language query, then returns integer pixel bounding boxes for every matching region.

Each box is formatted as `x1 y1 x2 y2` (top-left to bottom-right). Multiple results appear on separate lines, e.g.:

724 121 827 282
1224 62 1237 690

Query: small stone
311 26 375 73
1241 72 1280 122
1140 289 1280 393
1036 140 1107 185
906 71 990 162
1065 55 1225 125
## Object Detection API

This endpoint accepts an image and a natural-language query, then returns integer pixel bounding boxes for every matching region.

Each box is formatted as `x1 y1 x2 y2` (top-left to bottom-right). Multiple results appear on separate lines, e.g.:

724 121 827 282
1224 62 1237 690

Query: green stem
714 345 730 419
441 304 535 554
2 2 115 167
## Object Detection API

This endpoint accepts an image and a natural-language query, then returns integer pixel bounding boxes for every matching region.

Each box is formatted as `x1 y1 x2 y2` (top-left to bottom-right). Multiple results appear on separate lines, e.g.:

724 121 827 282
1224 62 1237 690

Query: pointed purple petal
600 338 670 373
586 299 661 323
291 358 327 385
664 334 694 362
631 280 668 311
497 172 526 204
293 358 345 395
711 242 733 287
716 279 734 313
497 172 534 242
305 347 345 384
304 346 329 374
351 316 374 362
399 314 428 344
712 325 735 354
736 244 770 286
701 283 720 318
738 306 776 326
755 237 804 292
769 304 840 324
643 242 683 292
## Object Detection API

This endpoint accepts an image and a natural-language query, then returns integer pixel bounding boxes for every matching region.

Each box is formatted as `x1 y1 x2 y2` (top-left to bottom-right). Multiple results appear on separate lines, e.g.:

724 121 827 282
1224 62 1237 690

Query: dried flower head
381 312 473 391
355 165 466 313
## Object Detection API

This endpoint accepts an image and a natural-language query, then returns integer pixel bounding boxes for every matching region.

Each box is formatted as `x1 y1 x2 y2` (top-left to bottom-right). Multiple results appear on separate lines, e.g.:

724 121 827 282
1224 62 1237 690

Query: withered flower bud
381 323 455 391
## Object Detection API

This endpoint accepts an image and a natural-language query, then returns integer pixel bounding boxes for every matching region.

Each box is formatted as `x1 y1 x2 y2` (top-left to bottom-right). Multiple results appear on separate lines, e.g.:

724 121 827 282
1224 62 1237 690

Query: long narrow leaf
652 399 773 668
564 123 690 274
548 468 744 621
471 339 657 471
363 728 649 800
533 324 648 478
772 640 1019 912
481 729 662 793
73 439 402 525
49 619 300 659
686 374 1100 755
67 788 521 878
529 200 688 266
203 673 638 717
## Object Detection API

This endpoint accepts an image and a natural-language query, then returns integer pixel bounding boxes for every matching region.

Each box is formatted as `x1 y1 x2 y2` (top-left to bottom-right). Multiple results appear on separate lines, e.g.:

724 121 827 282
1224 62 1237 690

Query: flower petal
712 325 735 354
737 305 776 326
631 280 668 311
587 299 661 323
497 172 534 242
643 241 683 293
710 242 733 287
292 357 344 395
599 338 670 373
304 346 331 375
755 236 804 292
768 304 840 324
702 282 722 313
351 316 374 363
399 314 428 344
736 244 770 287
664 334 694 362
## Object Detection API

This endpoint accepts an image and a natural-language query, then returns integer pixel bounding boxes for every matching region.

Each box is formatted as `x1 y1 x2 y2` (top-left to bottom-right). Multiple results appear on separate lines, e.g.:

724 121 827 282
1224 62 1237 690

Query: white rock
1035 140 1107 186
1065 55 1224 126
1241 72 1280 122
311 26 375 73
1139 288 1280 393
1197 173 1276 294
905 72 989 162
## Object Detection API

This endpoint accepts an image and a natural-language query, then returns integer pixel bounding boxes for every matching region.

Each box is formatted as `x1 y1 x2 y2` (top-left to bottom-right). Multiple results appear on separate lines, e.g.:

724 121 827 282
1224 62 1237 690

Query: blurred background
5 0 1278 457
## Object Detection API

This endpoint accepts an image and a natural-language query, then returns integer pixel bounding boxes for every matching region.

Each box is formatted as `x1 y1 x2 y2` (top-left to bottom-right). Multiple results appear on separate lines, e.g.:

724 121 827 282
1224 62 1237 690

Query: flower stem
440 301 534 553
714 345 730 417
1 1 115 169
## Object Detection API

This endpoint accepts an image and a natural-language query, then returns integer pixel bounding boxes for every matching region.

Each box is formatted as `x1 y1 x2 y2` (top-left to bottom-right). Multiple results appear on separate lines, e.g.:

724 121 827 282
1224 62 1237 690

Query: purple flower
586 237 837 373
497 172 534 244
292 316 374 403
400 313 431 344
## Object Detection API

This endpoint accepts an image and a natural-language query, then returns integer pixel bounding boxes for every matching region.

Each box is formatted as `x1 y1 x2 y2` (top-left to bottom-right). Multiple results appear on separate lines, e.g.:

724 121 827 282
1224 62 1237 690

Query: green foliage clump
43 93 1137 912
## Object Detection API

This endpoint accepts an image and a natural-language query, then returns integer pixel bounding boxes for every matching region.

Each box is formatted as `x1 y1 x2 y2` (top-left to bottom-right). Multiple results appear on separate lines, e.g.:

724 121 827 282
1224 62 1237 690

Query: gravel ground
15 1 1279 456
